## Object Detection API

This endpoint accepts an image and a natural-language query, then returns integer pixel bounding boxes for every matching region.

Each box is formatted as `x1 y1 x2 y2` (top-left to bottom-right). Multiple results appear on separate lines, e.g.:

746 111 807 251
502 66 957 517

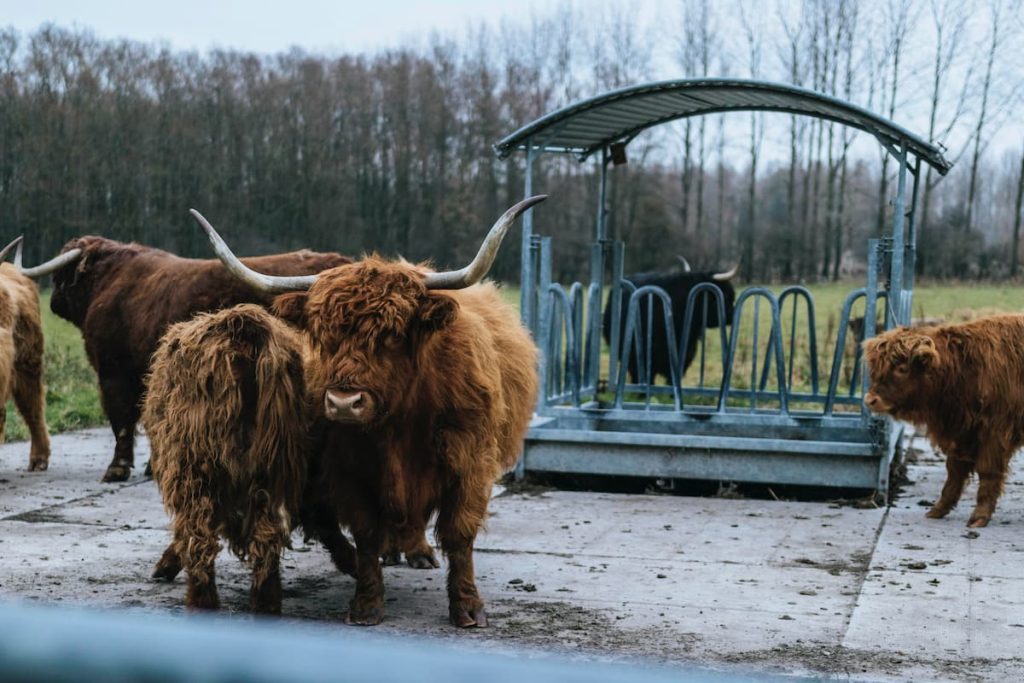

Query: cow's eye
894 363 909 375
382 333 403 350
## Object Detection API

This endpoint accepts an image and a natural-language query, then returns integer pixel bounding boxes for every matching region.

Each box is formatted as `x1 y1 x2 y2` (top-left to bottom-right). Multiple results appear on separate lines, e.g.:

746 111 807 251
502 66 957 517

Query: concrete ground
0 428 1021 682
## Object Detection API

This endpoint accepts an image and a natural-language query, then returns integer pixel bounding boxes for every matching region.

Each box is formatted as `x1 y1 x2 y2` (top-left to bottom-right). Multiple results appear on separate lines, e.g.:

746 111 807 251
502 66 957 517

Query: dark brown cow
14 236 350 482
0 238 50 470
192 197 543 627
864 314 1024 528
142 304 355 613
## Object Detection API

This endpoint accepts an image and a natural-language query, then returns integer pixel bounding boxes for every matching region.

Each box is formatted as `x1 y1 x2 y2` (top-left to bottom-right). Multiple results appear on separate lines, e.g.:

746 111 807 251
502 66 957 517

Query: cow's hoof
380 550 403 566
152 550 182 582
185 589 220 611
28 457 49 472
143 461 153 478
450 605 488 628
925 506 950 519
102 464 131 483
967 515 990 528
346 602 384 626
406 548 440 570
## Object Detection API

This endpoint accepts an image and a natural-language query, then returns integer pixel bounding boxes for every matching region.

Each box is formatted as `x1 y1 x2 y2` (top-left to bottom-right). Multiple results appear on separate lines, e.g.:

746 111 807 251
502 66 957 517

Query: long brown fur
273 255 539 627
864 314 1024 527
0 263 51 471
46 236 350 482
142 304 355 614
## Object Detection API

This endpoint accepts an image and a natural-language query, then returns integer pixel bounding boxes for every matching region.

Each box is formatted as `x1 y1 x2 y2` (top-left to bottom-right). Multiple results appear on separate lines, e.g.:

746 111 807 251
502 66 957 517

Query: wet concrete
0 427 1021 681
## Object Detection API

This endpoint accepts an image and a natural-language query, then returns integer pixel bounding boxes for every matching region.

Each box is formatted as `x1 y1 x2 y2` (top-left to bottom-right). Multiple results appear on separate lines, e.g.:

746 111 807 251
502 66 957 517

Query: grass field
2 281 1022 443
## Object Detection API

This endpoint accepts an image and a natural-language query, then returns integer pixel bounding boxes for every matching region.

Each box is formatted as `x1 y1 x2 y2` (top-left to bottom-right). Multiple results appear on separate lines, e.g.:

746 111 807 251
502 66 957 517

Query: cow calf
864 314 1024 527
143 304 355 613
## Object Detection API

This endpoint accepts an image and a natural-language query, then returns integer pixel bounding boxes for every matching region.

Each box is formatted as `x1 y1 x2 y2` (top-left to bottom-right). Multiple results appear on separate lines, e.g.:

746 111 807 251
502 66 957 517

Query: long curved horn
190 210 317 294
676 255 691 272
424 195 547 290
712 263 739 282
0 236 23 264
15 239 83 278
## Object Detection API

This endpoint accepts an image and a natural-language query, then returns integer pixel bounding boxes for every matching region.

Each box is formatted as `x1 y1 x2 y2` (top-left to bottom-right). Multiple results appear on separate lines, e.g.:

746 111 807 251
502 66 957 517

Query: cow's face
49 238 117 325
274 257 457 428
863 330 939 416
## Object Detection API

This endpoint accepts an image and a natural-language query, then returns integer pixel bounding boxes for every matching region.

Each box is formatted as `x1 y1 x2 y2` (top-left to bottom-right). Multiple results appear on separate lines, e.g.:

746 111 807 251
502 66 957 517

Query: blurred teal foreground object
0 601 809 683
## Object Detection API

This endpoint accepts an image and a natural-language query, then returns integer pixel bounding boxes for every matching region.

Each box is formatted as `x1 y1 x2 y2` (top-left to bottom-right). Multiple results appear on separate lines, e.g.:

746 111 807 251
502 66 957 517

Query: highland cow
602 258 738 384
0 237 51 471
864 314 1024 528
13 236 350 482
191 196 543 627
142 304 356 613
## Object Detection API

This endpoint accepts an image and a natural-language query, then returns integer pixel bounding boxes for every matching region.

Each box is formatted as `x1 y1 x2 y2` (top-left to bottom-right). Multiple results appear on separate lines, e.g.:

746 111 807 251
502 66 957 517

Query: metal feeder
494 79 952 496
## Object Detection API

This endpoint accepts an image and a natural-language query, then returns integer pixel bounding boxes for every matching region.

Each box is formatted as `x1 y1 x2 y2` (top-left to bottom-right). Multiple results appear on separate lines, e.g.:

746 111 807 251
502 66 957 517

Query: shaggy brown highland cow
864 314 1024 528
191 196 544 627
13 235 350 482
0 237 51 471
142 304 355 613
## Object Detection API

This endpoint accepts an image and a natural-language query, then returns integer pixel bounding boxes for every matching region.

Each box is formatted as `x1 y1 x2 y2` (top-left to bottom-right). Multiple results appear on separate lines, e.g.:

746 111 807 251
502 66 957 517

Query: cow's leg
927 457 974 519
176 501 221 610
12 355 51 472
248 513 286 615
346 527 385 625
152 542 183 581
300 500 356 577
436 485 489 628
96 370 142 483
968 448 1010 528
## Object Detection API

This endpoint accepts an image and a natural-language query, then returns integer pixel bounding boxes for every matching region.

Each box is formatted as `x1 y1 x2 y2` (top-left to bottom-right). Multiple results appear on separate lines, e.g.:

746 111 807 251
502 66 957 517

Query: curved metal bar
721 287 788 415
676 282 730 396
759 286 819 396
822 288 891 415
613 285 681 410
543 283 582 406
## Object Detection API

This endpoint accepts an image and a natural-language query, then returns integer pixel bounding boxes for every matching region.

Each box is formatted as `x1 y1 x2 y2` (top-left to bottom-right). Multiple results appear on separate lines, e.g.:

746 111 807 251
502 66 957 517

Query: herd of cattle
0 193 1019 626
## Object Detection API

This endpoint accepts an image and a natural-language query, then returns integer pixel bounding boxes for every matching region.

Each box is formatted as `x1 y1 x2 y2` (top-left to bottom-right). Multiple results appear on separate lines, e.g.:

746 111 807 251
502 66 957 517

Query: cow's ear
419 292 458 332
272 292 309 328
910 336 938 370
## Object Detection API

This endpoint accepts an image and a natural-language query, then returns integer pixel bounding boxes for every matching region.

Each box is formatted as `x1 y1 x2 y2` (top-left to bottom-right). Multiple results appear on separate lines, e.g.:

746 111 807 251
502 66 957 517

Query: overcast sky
2 0 580 54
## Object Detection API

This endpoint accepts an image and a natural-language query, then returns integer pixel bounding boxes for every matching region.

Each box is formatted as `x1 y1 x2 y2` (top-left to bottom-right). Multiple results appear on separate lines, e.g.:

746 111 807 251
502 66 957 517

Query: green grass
3 280 1022 442
4 291 105 442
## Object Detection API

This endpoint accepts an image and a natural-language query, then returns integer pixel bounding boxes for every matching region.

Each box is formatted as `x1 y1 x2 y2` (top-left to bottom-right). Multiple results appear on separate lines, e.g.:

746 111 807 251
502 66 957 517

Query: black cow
602 259 738 384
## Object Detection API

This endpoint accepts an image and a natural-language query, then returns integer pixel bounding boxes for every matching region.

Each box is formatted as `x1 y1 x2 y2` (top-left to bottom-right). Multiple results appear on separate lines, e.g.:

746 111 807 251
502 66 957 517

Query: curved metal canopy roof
494 78 952 174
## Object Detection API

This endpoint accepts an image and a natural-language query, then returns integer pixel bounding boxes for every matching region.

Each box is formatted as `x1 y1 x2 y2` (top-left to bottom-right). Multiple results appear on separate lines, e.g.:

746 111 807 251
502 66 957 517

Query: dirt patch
719 642 1015 682
482 599 702 662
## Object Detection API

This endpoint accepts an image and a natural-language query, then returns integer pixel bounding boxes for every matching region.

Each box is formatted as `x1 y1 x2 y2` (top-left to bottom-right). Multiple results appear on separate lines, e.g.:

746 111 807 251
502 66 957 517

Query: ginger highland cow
864 314 1024 528
191 197 543 627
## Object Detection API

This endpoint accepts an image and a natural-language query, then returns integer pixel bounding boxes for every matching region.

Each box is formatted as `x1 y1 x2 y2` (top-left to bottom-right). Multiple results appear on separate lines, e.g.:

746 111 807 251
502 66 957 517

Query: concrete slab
0 426 1023 681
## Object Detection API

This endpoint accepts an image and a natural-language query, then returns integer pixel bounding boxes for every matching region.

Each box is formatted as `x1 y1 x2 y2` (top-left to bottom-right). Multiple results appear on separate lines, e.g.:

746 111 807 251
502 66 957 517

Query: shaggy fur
273 256 538 627
0 263 51 471
44 236 350 482
142 304 355 614
864 314 1024 527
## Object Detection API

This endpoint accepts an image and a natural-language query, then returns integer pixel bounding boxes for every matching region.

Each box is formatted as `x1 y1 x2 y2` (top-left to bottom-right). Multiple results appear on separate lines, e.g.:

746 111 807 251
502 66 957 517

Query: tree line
1 0 1022 284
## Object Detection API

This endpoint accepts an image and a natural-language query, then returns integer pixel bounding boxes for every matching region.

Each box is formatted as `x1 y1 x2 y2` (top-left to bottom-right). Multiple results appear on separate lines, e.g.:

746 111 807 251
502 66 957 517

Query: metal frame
500 80 950 495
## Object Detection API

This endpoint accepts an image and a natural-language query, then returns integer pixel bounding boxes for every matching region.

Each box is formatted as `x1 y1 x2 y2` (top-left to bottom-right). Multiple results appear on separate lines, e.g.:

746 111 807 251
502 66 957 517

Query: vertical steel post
903 155 922 316
587 148 611 394
889 140 909 325
862 239 880 419
520 140 536 333
596 147 609 241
